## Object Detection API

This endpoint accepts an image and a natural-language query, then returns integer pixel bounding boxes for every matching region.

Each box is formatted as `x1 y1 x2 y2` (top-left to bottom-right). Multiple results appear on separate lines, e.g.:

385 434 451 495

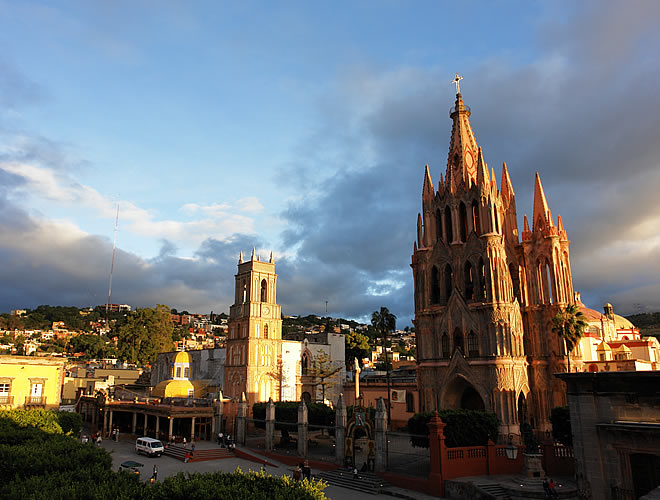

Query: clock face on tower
263 306 270 315
465 149 475 179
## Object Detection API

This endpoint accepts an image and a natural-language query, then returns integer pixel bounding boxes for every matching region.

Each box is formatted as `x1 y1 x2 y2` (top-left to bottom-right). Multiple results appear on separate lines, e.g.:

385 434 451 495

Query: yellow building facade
0 355 66 410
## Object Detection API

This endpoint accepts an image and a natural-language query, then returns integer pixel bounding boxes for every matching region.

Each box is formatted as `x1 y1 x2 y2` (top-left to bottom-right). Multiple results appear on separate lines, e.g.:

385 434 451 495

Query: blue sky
1 0 660 326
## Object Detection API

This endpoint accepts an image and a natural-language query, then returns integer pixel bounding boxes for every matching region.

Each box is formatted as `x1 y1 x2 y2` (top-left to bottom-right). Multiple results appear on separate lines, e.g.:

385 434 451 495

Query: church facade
412 88 575 436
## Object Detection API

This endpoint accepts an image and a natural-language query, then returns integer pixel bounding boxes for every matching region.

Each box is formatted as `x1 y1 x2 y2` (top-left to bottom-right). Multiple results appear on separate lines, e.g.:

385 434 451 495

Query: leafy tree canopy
406 409 499 448
115 305 173 365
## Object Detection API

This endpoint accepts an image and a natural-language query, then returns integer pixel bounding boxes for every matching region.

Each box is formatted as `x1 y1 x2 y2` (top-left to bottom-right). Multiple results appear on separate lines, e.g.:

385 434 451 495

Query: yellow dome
174 351 192 364
615 344 631 353
613 314 635 330
151 379 195 398
596 341 611 351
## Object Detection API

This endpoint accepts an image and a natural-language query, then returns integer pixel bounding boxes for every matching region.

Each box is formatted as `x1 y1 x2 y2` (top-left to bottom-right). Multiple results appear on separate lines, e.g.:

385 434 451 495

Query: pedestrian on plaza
96 433 102 446
293 465 301 481
183 436 187 447
191 443 195 456
543 477 550 498
81 434 88 444
218 432 223 446
353 467 359 480
152 464 158 481
548 478 558 499
303 461 311 481
184 451 191 463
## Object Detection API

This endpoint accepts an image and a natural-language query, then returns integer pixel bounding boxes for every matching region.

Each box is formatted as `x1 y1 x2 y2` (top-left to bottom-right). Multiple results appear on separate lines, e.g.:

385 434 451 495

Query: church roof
596 341 611 352
151 379 195 398
613 314 635 330
174 351 191 364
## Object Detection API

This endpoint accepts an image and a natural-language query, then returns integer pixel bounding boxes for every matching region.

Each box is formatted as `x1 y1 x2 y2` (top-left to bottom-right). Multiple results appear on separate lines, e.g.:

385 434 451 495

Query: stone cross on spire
451 73 463 94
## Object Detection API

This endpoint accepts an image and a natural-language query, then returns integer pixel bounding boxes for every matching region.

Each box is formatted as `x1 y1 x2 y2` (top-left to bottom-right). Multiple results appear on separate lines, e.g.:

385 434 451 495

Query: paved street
96 436 439 500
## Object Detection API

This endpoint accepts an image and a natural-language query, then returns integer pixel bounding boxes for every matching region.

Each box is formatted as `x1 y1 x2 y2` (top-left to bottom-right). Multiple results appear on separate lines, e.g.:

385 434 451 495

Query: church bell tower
225 249 283 403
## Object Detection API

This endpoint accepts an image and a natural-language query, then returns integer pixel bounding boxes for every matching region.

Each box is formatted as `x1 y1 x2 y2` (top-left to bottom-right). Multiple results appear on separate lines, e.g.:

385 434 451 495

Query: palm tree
551 303 587 373
371 307 396 426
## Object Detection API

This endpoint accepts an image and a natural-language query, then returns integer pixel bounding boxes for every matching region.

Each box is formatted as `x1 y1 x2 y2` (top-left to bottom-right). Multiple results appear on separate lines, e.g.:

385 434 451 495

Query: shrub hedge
406 409 499 448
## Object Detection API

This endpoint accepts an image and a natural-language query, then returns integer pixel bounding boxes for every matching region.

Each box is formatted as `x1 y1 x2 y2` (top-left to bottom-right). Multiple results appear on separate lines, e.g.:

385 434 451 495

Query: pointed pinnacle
501 162 514 201
269 251 274 263
251 247 256 260
239 251 243 264
533 172 551 231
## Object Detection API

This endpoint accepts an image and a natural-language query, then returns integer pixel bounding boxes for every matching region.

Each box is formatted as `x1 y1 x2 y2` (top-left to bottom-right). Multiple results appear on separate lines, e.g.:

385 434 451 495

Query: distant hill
625 312 660 340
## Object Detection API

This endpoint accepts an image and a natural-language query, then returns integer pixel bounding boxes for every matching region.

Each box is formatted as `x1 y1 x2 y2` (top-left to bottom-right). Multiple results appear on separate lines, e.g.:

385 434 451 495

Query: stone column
168 417 174 442
297 399 308 458
236 392 248 445
265 397 276 451
102 408 108 436
428 412 446 489
335 394 347 465
374 397 388 472
144 413 148 436
215 391 224 434
155 415 160 438
108 410 114 438
190 417 196 442
132 412 137 434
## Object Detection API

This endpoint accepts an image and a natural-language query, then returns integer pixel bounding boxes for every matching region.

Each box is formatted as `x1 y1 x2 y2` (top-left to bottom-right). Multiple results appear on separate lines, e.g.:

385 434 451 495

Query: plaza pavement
97 436 442 500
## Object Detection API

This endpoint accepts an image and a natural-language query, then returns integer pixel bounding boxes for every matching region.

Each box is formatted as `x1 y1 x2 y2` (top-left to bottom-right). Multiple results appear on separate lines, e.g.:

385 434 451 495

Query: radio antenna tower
106 200 120 325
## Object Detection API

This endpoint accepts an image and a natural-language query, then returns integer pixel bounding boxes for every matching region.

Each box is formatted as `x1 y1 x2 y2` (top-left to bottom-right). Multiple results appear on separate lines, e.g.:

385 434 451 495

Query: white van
135 437 164 457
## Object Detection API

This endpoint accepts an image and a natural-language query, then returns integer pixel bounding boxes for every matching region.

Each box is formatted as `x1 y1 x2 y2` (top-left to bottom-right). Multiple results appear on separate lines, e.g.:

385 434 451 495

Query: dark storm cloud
273 0 660 321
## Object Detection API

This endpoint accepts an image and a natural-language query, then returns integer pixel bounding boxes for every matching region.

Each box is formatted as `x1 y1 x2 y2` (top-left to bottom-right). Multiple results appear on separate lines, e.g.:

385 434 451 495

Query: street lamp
505 434 518 460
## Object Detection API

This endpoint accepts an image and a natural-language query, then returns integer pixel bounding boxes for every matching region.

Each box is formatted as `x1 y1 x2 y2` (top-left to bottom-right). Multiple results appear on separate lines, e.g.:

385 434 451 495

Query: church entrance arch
442 375 486 411
345 408 375 470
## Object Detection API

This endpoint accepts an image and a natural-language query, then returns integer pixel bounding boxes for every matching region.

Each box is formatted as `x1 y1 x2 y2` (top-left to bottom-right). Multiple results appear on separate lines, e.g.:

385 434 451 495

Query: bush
406 409 499 448
550 406 572 445
1 409 328 499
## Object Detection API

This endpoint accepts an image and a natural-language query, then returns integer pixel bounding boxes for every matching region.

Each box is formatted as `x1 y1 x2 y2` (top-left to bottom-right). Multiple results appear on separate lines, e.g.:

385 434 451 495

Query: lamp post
505 433 518 460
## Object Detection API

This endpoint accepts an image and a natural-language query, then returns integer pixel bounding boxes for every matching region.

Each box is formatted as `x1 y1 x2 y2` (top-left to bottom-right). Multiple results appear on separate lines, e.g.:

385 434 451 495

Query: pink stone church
411 85 578 437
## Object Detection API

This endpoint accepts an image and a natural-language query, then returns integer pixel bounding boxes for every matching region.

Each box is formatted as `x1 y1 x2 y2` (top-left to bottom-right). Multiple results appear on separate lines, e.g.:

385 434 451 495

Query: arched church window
509 263 521 303
261 279 268 302
444 264 453 301
436 209 443 242
494 208 500 234
459 202 468 242
176 367 181 378
444 206 453 243
464 261 474 300
544 260 554 304
416 271 425 309
184 367 189 378
301 353 310 375
441 333 450 358
264 324 269 339
478 258 487 300
467 331 479 357
242 281 247 303
472 200 481 235
431 266 440 304
453 328 464 353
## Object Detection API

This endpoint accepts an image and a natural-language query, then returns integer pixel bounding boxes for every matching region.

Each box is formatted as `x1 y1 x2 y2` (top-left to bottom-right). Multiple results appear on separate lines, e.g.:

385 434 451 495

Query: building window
176 367 181 378
472 200 481 235
459 202 468 242
467 331 479 357
436 209 443 242
464 262 474 300
406 392 415 413
444 264 453 300
453 328 464 353
264 324 269 339
444 206 453 243
184 367 189 378
261 279 268 302
0 383 10 404
441 334 450 358
431 266 440 304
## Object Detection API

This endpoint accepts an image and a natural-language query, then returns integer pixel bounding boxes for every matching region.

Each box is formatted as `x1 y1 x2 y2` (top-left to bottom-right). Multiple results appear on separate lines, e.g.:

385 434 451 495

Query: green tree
345 330 370 369
551 303 587 373
371 306 396 425
116 305 173 365
68 334 106 360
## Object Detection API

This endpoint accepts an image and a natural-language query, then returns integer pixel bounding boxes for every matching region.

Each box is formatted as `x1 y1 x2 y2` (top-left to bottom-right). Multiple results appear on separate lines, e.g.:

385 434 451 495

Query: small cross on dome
451 73 464 94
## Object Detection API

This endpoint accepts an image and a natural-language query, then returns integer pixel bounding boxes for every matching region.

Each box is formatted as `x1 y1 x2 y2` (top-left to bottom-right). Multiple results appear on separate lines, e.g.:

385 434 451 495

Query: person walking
152 464 158 482
96 433 102 446
543 477 550 499
218 432 223 446
353 467 359 480
191 443 195 456
548 478 558 499
303 461 311 481
293 465 301 481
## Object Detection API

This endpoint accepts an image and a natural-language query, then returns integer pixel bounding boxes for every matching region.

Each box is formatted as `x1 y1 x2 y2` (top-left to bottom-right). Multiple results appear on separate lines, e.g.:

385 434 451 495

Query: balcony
0 395 14 406
25 396 46 407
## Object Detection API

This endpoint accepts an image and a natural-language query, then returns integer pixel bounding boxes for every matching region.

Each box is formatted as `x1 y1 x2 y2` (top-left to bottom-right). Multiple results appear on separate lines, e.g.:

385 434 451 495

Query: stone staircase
316 469 389 495
476 483 511 499
163 445 234 462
